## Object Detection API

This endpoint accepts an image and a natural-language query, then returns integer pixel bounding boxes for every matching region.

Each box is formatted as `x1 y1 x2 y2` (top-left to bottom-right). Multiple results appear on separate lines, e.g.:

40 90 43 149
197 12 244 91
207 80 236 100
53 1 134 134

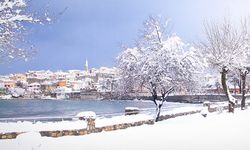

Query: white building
27 82 41 94
54 87 72 99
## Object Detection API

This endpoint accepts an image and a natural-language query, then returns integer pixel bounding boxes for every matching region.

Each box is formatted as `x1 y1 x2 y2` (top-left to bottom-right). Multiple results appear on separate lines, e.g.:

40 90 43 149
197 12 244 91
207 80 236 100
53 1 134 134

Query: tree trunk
238 77 242 94
151 88 158 106
152 87 173 122
221 67 235 113
155 103 163 122
155 93 166 122
234 84 236 95
151 87 160 121
241 71 247 110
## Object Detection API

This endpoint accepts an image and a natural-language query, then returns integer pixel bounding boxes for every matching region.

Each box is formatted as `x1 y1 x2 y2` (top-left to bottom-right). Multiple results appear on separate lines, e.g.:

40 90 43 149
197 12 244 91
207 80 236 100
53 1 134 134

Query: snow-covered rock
203 101 210 106
125 107 140 115
200 108 209 117
76 111 96 120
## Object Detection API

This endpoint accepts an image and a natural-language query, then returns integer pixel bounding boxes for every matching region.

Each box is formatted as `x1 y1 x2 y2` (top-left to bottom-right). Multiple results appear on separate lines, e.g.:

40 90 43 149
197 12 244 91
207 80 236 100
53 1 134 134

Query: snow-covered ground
0 120 87 133
1 107 250 150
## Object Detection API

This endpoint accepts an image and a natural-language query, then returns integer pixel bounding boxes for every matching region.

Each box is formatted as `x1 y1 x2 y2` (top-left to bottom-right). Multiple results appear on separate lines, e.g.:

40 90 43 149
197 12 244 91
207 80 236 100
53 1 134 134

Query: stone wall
39 119 155 138
0 110 199 139
157 110 201 121
0 132 23 139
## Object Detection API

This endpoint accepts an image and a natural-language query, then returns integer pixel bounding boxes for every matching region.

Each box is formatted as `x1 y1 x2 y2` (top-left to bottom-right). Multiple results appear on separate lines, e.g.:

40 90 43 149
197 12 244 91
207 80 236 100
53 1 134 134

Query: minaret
85 59 89 73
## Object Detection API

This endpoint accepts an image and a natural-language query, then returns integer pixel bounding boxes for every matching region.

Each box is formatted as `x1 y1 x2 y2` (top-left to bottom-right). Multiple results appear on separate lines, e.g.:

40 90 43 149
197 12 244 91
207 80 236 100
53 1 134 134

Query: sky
1 0 250 75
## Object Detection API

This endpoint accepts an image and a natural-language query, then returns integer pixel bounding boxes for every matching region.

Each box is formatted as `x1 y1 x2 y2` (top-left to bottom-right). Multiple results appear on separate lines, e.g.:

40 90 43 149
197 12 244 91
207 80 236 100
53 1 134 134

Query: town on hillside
0 59 247 100
0 60 119 100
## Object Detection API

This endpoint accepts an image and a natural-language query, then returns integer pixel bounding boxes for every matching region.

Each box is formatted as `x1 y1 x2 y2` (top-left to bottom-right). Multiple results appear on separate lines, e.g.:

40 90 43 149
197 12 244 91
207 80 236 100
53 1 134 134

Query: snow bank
0 121 87 133
160 106 202 116
16 132 42 150
96 114 153 127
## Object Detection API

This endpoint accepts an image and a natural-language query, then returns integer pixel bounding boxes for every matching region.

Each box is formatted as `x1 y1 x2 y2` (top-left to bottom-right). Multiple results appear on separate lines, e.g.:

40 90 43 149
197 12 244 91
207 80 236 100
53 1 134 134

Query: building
27 82 41 94
2 79 16 89
9 74 27 82
58 80 67 87
53 86 73 99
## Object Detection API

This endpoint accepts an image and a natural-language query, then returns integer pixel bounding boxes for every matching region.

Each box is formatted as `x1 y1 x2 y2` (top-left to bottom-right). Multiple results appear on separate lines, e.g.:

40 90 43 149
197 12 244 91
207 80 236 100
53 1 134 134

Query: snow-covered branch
0 0 50 63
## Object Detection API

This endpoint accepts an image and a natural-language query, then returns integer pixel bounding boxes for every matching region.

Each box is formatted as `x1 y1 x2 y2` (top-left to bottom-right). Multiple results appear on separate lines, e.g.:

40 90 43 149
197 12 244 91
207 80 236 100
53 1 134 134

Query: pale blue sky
1 0 250 74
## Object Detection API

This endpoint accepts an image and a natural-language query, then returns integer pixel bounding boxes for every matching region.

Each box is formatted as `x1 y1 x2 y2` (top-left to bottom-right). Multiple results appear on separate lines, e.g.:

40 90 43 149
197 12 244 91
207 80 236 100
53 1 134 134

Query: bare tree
200 17 247 112
237 18 250 110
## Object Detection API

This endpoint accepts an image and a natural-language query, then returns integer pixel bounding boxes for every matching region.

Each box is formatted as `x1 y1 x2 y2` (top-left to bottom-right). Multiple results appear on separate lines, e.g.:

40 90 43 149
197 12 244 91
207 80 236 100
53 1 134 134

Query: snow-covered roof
29 82 40 86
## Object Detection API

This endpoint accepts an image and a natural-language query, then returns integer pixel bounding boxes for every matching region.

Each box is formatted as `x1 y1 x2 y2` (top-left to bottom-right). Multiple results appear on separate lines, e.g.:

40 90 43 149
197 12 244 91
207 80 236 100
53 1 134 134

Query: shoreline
0 106 203 139
1 94 248 104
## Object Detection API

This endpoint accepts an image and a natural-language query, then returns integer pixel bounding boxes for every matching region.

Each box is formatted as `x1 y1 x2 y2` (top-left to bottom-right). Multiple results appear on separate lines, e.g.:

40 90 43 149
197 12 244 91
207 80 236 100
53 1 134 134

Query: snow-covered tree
115 47 142 97
200 18 249 112
236 18 250 110
117 16 202 121
0 0 50 62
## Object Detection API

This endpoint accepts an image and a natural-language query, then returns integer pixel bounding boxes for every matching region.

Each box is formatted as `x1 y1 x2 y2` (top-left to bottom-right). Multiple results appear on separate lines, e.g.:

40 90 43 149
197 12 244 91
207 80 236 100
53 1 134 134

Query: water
0 99 200 121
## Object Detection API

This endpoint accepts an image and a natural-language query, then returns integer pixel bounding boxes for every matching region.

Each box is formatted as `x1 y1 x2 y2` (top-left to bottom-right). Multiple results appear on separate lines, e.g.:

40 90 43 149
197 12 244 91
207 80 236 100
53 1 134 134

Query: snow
15 132 42 150
0 114 152 133
228 90 238 103
203 101 210 105
96 114 153 127
0 0 26 11
7 15 33 22
200 108 209 117
0 121 87 133
125 107 139 110
160 106 202 116
76 111 96 119
0 0 45 62
46 17 51 22
1 108 250 150
0 0 33 27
